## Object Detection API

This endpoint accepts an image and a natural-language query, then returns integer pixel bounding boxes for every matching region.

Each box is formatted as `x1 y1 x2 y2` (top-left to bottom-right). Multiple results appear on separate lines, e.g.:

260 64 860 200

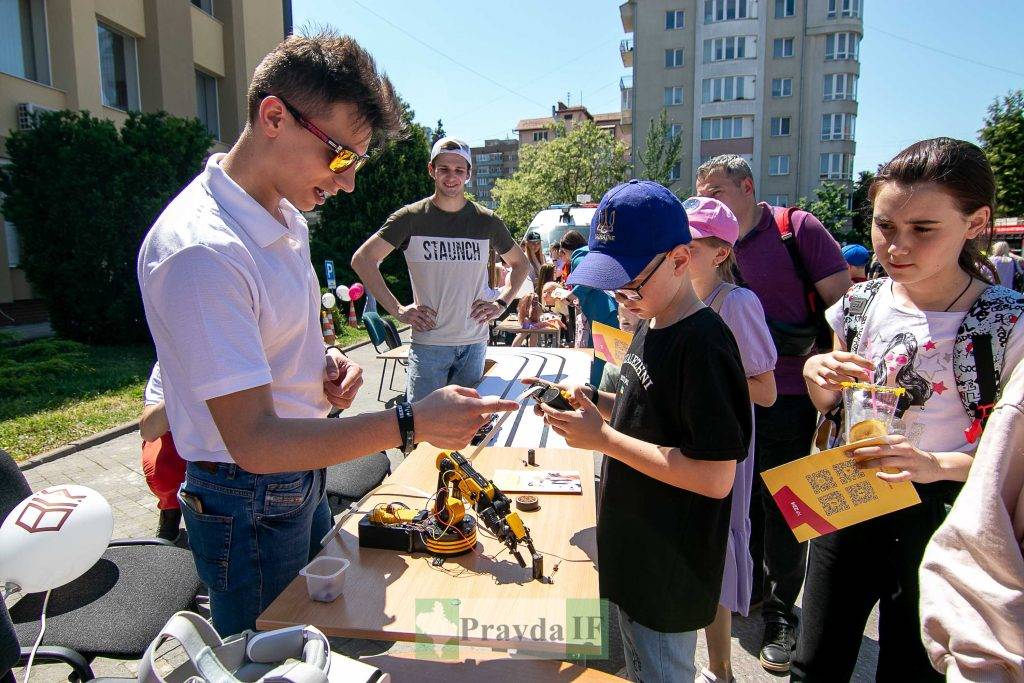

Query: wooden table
257 445 600 655
362 651 622 681
374 344 410 402
494 319 560 347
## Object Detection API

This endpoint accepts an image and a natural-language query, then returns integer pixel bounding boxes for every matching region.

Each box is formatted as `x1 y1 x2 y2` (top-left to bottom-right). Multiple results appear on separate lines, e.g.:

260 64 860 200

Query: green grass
0 326 373 461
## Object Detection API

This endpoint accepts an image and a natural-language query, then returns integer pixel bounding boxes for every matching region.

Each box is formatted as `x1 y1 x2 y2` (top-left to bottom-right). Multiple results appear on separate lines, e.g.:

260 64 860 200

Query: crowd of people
133 29 1024 683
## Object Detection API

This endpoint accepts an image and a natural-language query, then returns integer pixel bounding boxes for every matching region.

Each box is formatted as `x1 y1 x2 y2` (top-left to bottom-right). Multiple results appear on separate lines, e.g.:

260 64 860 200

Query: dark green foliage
311 102 433 306
0 110 211 343
431 119 446 144
979 90 1024 218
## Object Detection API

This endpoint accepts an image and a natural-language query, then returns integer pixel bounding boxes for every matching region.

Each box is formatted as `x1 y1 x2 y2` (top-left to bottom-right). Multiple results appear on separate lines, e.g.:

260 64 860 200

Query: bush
0 110 212 343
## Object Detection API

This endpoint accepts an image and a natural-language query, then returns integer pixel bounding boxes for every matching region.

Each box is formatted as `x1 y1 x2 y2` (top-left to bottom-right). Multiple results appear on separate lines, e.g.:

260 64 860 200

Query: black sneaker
759 621 796 673
157 508 182 541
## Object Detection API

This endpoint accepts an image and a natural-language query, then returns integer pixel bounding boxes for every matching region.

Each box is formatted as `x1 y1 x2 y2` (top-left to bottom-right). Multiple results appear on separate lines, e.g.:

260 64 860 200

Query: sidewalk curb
17 327 409 472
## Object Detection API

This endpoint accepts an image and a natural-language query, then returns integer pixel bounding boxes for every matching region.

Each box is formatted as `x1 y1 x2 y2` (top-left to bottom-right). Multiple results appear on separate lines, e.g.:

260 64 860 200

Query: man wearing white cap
353 137 528 401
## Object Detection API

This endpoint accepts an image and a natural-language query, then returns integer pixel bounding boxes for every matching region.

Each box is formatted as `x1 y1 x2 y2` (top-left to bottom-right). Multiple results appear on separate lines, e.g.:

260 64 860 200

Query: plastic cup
841 382 905 444
300 556 350 603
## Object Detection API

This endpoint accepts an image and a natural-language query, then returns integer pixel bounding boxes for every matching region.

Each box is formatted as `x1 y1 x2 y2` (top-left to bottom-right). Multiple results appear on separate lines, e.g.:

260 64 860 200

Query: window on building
664 86 684 106
775 0 795 18
191 0 214 14
669 162 682 181
823 73 858 100
668 123 684 140
195 70 220 139
665 48 685 68
704 0 751 23
820 152 854 179
770 116 791 136
766 194 790 207
700 116 746 140
703 35 752 62
771 77 793 97
821 112 856 140
0 0 50 84
769 155 790 176
825 32 860 60
665 9 685 29
701 76 753 103
828 0 861 18
4 218 19 268
773 37 794 58
532 131 549 142
97 22 140 111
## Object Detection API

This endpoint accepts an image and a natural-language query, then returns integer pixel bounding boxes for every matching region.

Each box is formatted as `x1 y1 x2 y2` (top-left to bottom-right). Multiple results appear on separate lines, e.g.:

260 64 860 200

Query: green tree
637 109 683 189
0 110 211 343
491 121 629 234
431 118 446 144
311 100 433 306
794 181 857 244
979 89 1024 218
849 170 875 245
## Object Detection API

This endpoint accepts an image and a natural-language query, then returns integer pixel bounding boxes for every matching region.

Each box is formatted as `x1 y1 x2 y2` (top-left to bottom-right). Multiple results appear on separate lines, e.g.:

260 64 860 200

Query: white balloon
0 485 113 593
321 293 336 309
335 285 351 302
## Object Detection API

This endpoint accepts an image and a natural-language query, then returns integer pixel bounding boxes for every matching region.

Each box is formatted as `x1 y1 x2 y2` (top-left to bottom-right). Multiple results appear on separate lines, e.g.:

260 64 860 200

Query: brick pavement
11 332 881 681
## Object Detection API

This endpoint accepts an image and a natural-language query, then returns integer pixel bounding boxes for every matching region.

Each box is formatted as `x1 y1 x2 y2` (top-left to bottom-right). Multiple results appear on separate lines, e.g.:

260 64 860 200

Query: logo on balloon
15 487 88 533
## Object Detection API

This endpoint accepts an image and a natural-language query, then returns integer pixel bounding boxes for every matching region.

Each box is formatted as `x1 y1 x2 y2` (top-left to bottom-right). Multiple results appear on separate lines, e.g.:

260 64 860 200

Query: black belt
193 461 220 474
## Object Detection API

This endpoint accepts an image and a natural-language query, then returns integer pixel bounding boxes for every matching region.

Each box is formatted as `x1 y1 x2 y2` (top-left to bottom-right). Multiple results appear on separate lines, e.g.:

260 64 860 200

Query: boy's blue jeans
178 462 332 636
406 341 487 403
617 606 698 683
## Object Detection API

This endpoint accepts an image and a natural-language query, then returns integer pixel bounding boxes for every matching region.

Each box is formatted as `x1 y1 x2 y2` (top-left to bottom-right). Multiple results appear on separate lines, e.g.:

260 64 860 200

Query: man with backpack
696 155 851 673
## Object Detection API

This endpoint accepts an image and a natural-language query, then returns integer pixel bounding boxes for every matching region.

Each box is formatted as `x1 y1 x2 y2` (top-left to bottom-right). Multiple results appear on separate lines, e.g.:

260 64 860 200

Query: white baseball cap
430 137 472 168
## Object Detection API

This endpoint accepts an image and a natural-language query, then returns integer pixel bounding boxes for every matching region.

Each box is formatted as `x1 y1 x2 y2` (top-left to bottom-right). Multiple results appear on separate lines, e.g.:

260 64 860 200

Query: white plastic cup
300 556 350 602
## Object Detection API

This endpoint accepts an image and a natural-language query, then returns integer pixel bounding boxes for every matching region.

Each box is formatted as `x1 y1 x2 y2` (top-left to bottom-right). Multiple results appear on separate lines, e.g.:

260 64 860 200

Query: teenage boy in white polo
137 32 517 636
352 137 529 402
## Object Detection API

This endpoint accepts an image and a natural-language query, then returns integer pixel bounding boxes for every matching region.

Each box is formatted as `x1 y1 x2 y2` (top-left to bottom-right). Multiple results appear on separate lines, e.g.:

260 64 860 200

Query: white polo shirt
137 154 330 464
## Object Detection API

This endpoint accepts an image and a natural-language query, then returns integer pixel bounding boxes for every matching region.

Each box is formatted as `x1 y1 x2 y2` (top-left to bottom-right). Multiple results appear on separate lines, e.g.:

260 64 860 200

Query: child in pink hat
685 196 778 683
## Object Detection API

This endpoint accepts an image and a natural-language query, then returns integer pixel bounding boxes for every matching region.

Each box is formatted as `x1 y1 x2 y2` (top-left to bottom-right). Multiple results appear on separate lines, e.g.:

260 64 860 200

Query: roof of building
514 116 553 132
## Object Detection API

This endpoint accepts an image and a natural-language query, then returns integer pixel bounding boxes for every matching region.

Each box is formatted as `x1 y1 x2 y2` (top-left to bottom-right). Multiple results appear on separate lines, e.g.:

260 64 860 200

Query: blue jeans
617 606 697 683
178 462 332 636
406 341 487 403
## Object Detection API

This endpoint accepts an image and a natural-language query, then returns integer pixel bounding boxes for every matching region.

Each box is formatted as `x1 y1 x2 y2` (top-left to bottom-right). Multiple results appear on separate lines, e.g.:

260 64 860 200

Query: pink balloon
348 283 365 301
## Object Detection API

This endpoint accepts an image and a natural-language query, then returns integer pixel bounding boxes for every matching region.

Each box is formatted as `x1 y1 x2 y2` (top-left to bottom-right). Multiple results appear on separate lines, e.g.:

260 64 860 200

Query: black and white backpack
841 277 1024 444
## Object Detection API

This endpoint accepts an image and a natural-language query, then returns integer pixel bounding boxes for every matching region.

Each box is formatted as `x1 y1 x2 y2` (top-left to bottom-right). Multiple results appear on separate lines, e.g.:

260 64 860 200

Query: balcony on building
619 75 633 125
620 37 634 68
619 0 634 33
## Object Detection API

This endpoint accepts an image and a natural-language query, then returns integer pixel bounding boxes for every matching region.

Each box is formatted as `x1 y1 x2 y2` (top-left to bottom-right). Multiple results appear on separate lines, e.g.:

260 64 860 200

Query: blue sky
294 0 1024 174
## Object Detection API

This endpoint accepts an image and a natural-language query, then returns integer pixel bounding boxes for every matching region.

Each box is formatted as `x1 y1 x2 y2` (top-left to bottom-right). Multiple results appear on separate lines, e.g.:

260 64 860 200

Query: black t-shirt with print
598 308 751 633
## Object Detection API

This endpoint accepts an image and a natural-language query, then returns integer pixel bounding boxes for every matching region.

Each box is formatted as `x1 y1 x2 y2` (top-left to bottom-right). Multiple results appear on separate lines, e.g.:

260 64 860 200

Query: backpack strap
705 282 739 314
772 206 818 313
841 277 887 353
955 285 1024 443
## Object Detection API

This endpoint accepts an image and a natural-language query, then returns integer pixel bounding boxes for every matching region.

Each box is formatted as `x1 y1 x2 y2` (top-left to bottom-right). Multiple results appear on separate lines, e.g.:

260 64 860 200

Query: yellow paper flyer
760 437 921 542
591 322 634 366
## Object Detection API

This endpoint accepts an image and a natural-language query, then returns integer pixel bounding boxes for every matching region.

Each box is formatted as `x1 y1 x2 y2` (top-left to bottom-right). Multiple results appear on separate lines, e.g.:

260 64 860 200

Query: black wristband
585 383 599 405
324 344 346 355
395 401 416 455
496 298 509 308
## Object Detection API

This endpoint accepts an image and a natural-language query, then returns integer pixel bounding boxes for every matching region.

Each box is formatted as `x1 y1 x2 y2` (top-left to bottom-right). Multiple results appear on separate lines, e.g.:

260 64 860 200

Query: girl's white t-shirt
825 282 1024 454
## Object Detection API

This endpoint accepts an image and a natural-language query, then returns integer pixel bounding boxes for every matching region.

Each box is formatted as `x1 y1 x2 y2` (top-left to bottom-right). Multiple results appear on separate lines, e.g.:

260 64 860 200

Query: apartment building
0 0 290 324
515 101 633 156
469 138 518 210
619 0 862 202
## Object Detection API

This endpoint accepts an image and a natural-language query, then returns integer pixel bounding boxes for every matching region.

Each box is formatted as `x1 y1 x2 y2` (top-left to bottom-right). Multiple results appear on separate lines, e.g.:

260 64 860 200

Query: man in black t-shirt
535 180 751 683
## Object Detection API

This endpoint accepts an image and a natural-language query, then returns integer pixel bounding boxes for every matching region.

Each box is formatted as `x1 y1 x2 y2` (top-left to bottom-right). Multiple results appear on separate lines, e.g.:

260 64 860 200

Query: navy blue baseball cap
566 179 690 290
842 244 870 267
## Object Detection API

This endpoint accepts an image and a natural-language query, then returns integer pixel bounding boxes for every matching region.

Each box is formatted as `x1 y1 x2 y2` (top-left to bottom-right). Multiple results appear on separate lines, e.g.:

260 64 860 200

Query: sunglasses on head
258 92 371 174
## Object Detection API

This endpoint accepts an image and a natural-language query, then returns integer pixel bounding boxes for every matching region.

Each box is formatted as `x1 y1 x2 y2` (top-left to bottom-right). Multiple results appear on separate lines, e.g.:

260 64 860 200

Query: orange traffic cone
321 309 336 344
347 301 358 327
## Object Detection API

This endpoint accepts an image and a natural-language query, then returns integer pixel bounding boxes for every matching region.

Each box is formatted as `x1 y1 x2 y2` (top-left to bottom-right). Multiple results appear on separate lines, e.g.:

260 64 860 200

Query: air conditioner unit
16 103 55 131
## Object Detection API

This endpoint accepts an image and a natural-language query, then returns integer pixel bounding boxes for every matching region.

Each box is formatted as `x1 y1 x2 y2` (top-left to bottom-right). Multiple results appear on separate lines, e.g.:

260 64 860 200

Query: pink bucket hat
682 196 739 246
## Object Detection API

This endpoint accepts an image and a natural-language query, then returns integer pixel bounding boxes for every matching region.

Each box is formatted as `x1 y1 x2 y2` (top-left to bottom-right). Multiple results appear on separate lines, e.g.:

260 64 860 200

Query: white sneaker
695 668 734 683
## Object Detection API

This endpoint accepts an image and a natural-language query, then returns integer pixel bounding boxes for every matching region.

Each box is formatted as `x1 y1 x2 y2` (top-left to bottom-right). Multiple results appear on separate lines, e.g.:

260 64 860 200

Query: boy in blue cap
841 243 870 283
534 180 751 682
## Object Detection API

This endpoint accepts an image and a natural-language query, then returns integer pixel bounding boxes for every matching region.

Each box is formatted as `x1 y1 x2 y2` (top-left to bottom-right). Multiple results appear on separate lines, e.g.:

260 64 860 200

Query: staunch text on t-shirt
377 198 516 346
598 308 751 633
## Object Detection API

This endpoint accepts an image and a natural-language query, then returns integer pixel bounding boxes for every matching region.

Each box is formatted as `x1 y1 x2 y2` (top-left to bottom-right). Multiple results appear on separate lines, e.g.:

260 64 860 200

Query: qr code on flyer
845 482 878 505
805 469 837 495
816 491 849 516
832 460 863 485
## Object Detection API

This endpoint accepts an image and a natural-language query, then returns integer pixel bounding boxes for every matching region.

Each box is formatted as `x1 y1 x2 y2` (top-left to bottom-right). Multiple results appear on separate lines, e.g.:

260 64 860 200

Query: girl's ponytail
868 138 998 284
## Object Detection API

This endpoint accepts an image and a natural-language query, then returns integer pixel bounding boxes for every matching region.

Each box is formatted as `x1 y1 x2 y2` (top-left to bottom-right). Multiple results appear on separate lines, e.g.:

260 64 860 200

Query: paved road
12 331 880 681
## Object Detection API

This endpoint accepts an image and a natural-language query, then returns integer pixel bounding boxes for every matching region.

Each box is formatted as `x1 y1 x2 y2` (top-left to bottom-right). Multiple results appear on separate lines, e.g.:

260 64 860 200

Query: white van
527 204 598 251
